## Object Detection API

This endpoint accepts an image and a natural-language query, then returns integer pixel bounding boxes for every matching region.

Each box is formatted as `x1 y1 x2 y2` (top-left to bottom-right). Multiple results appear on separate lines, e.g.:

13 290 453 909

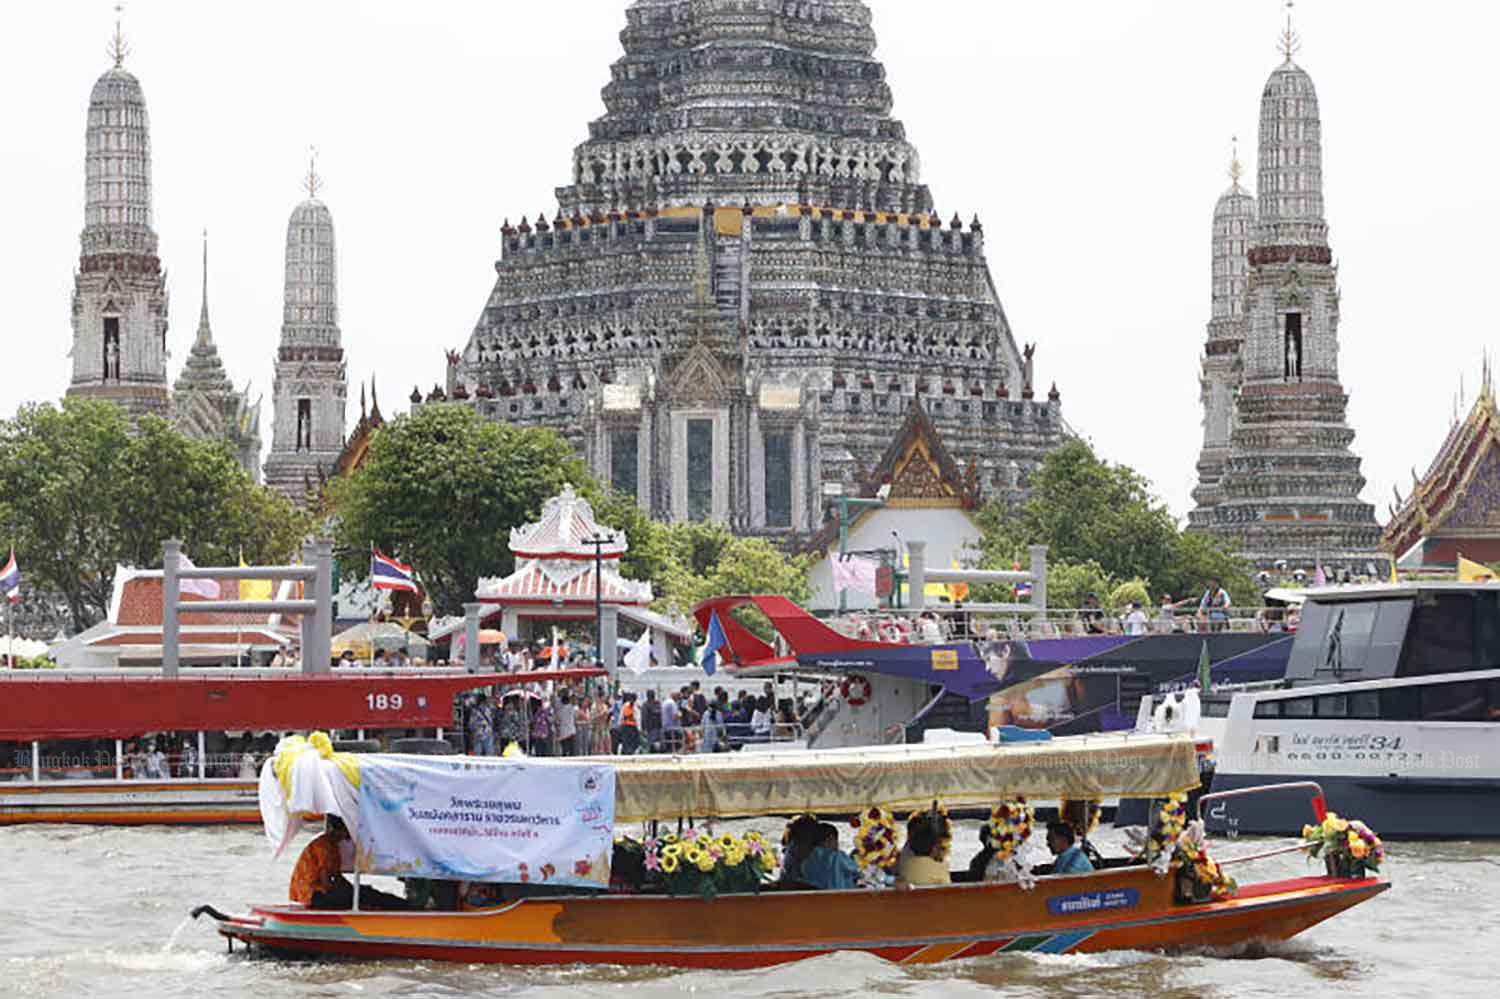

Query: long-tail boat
196 731 1387 967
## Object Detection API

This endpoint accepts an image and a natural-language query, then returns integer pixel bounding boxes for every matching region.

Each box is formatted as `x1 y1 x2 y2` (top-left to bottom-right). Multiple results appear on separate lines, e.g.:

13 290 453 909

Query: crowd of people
462 679 802 758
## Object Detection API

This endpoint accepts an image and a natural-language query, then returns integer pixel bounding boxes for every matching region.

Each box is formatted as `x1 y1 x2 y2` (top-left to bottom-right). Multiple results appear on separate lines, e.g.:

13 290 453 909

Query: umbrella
477 629 508 645
331 621 431 659
4 638 51 659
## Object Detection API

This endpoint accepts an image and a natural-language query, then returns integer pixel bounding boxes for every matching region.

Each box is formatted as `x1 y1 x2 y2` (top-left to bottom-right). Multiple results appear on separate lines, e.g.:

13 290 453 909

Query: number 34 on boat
194 731 1388 968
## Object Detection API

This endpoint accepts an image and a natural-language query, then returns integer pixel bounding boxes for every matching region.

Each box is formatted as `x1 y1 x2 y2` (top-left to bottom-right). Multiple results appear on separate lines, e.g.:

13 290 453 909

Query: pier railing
161 538 334 677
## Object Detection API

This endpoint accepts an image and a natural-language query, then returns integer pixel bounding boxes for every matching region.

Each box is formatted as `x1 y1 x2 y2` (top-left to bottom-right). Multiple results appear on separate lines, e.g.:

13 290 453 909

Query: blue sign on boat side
1046 887 1141 916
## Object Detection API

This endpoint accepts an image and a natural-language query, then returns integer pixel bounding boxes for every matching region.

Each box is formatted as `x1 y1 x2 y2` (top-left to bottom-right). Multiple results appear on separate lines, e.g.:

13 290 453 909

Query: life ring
841 674 873 707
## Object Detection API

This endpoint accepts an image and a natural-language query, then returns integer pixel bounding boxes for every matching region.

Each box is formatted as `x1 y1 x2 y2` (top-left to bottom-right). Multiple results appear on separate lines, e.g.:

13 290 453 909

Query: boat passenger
468 693 496 757
780 815 822 885
1046 821 1094 876
140 742 168 780
896 819 951 886
290 816 411 910
802 823 861 890
967 826 998 880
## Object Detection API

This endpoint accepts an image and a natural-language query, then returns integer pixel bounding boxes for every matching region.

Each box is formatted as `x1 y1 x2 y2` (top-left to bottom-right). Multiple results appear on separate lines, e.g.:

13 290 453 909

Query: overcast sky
4 1 1497 524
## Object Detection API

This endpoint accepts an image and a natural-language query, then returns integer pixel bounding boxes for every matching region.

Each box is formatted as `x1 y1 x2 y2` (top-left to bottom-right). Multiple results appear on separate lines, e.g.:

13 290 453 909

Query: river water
0 822 1493 999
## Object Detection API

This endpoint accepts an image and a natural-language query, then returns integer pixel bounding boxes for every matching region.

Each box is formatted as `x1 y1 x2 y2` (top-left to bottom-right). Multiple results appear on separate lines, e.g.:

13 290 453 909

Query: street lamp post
584 533 611 670
825 486 888 612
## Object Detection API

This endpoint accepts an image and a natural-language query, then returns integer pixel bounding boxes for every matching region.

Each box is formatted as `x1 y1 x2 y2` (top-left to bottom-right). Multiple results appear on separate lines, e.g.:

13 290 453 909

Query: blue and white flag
0 550 19 604
699 610 728 676
372 546 419 593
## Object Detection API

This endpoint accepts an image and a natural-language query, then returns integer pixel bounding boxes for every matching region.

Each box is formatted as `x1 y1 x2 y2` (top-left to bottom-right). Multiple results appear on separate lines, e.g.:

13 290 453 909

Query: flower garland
1148 792 1188 862
1302 812 1385 877
850 806 900 870
1177 821 1237 899
984 798 1033 862
907 803 954 861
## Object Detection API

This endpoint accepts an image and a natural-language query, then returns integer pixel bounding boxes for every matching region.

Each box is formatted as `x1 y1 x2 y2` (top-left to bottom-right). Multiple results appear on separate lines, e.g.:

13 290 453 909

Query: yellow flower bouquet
644 828 777 899
1302 812 1385 878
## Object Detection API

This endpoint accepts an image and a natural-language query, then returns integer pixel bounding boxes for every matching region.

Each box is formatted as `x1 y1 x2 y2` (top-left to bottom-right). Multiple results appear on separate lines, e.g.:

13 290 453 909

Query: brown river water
0 822 1492 999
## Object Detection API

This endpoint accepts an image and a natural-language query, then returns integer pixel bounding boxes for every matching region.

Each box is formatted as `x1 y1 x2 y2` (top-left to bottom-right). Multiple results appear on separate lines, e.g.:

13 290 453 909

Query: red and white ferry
0 666 599 825
0 567 600 825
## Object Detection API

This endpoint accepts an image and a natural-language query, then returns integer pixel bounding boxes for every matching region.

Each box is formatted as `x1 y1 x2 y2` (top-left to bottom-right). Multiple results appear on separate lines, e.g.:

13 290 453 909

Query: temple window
1284 313 1303 380
102 317 121 380
760 431 793 528
686 419 714 522
611 430 639 500
296 399 312 451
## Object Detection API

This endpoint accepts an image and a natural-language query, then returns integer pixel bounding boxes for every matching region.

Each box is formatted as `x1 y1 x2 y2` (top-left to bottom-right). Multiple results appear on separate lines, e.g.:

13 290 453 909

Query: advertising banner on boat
355 756 615 889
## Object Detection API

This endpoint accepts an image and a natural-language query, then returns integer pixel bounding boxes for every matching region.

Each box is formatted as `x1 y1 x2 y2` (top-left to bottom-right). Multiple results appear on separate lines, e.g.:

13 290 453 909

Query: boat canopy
605 733 1200 823
261 732 1201 853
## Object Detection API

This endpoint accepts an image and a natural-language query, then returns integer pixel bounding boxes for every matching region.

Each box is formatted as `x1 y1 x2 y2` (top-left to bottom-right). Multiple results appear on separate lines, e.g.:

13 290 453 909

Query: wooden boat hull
216 866 1388 968
0 779 260 825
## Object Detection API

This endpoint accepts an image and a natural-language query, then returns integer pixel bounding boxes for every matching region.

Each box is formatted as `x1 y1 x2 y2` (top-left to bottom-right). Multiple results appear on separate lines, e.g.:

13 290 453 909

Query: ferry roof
1289 581 1500 603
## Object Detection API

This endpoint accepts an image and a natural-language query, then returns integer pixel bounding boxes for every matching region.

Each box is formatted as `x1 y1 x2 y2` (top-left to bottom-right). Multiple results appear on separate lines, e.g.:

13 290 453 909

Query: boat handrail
1196 780 1326 823
1212 841 1311 866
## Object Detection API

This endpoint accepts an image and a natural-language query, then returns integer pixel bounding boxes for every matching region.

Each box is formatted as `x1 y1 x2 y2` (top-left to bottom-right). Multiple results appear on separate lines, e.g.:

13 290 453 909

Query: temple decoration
1383 371 1500 567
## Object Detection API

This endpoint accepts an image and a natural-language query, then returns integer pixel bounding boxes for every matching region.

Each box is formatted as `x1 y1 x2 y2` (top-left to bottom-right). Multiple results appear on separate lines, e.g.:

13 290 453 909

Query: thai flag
371 547 419 593
0 550 18 604
1015 580 1033 600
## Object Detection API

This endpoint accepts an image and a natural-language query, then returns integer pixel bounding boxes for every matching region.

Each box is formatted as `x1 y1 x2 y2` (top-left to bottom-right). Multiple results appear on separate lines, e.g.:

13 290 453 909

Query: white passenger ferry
1204 582 1500 837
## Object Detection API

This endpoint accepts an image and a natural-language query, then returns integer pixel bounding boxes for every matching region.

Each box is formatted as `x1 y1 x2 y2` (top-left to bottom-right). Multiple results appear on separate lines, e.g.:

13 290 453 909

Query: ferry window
1252 701 1281 718
1282 698 1314 717
1488 679 1500 718
1399 592 1479 676
1348 691 1381 719
1315 695 1348 718
1380 686 1421 722
1420 681 1487 722
1315 603 1378 675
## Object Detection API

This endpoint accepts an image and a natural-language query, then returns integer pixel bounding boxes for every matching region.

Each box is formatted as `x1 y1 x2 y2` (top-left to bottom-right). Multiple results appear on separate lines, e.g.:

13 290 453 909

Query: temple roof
866 398 976 510
1384 378 1500 556
475 561 652 606
507 484 628 560
331 379 385 481
800 397 978 554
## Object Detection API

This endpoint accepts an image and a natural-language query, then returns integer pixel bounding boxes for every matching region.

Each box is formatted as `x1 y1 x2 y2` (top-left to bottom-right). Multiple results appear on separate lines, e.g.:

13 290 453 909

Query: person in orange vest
288 816 410 910
618 692 642 755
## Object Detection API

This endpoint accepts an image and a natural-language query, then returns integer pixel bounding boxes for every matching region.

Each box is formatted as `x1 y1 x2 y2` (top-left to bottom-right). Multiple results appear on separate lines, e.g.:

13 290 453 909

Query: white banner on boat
355 756 615 890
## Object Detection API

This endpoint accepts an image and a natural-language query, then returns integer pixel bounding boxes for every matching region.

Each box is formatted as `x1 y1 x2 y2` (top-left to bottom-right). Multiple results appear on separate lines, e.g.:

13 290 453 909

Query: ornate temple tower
263 159 348 505
65 20 171 417
1188 148 1255 525
1205 22 1380 571
444 0 1063 536
171 234 263 480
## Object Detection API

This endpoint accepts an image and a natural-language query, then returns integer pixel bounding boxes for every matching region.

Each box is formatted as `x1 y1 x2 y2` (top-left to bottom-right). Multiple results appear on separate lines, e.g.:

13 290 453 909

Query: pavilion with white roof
434 485 691 670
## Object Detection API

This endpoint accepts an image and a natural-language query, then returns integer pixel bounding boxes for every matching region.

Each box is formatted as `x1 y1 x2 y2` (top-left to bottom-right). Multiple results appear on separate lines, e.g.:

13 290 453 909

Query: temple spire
197 229 212 345
108 4 130 68
304 146 322 199
1278 1 1301 63
1229 136 1244 191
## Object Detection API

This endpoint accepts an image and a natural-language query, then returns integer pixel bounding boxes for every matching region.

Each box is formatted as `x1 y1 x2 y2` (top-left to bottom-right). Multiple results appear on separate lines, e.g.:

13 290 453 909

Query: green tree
974 438 1256 607
584 486 674 589
653 529 815 639
0 400 310 631
328 405 588 616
